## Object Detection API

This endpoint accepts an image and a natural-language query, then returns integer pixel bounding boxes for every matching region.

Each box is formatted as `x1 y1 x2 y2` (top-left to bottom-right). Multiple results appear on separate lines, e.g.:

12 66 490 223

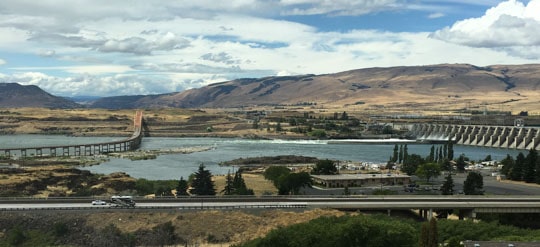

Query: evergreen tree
524 149 537 183
447 139 454 160
437 146 443 163
500 154 515 177
175 177 189 196
232 170 254 195
443 143 448 160
456 154 467 172
463 172 483 195
511 152 525 181
222 171 234 195
392 144 399 163
428 145 435 163
398 145 404 164
189 163 216 196
441 173 454 195
441 158 452 172
403 144 409 162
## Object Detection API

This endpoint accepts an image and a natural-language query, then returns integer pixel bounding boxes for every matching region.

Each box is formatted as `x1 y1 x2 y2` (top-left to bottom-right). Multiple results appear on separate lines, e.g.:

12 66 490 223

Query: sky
0 0 539 97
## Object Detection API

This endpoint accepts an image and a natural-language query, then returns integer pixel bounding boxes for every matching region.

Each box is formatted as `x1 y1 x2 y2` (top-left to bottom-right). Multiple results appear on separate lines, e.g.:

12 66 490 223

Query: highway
1 196 540 215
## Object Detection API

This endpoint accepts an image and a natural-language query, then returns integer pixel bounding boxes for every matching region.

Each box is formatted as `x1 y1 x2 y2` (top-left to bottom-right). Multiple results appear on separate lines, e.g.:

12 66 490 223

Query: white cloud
0 59 5 65
11 65 134 75
431 0 540 49
428 12 445 19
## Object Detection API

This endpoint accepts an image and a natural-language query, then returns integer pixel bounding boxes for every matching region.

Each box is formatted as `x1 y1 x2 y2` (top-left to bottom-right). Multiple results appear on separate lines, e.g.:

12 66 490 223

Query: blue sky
0 0 539 97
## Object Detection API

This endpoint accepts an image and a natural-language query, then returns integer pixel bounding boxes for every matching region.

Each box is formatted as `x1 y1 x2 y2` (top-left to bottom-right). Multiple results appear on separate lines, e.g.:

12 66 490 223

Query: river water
0 135 523 180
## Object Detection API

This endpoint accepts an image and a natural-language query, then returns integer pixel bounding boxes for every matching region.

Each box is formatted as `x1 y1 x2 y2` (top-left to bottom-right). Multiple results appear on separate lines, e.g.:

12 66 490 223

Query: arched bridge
0 110 144 158
410 123 540 150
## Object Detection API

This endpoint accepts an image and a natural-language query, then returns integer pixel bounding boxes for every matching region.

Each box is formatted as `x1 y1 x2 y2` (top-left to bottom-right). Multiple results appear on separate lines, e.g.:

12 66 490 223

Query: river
0 135 524 180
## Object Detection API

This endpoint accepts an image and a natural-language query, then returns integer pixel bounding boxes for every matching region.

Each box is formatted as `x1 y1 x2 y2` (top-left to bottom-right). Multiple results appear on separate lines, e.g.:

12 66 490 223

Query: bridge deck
0 110 143 157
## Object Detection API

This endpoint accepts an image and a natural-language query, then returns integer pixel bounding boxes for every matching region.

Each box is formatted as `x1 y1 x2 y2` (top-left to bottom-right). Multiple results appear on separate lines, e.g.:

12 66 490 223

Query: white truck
110 195 136 207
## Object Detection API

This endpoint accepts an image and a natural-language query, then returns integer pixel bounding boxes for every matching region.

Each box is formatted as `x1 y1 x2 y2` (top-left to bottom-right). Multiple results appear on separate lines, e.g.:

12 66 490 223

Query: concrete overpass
410 123 540 150
0 110 143 158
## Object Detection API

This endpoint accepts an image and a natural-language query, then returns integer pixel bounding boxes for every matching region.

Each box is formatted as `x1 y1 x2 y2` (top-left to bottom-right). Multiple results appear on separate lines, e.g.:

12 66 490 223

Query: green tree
428 145 435 163
312 159 338 175
391 144 399 163
440 173 454 195
189 163 216 196
524 149 537 183
428 218 438 247
222 171 234 195
232 170 254 195
263 166 291 187
398 145 404 164
175 176 189 196
456 154 467 172
500 154 515 178
416 163 441 183
402 154 424 175
463 172 483 195
511 152 525 181
277 172 312 195
441 158 452 171
447 139 454 160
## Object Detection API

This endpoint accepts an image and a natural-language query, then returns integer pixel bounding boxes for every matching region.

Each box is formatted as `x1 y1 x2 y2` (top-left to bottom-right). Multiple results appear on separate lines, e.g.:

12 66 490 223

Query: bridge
0 110 143 158
411 123 540 150
1 195 539 220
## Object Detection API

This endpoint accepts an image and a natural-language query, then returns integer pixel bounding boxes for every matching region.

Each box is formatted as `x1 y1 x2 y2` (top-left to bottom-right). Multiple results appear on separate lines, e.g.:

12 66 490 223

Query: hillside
0 83 80 108
88 64 540 113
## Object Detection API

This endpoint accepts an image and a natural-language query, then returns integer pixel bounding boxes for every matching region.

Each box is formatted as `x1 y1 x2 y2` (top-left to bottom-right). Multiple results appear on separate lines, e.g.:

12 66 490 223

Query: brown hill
0 83 80 108
91 64 540 113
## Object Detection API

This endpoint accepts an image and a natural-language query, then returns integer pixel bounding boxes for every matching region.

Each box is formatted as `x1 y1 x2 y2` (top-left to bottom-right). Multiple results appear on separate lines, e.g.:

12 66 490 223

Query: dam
410 123 540 150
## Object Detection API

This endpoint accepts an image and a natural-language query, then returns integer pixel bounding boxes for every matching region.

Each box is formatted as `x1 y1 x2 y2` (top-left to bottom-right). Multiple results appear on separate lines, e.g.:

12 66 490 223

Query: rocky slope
0 83 80 108
87 64 540 113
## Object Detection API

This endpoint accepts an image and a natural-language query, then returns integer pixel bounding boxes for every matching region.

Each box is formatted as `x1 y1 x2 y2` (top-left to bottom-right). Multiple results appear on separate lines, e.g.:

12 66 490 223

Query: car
91 200 107 205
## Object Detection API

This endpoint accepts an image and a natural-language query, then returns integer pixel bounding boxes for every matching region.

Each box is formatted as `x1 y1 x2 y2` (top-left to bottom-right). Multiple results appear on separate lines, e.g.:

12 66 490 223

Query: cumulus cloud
0 59 6 65
431 0 540 49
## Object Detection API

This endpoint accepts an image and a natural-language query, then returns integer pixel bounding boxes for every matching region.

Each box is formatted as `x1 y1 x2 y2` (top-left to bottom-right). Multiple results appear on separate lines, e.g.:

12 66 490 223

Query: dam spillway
410 124 540 150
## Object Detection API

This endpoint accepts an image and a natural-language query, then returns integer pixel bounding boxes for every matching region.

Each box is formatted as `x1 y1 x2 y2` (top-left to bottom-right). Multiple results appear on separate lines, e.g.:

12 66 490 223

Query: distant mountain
87 64 540 112
0 83 80 108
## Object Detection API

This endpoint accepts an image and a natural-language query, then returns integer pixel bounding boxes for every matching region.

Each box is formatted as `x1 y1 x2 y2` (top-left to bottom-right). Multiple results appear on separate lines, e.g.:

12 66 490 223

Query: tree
463 172 483 195
263 166 290 187
402 154 424 175
398 145 404 164
428 145 435 163
189 163 216 196
312 159 337 175
419 218 438 247
447 139 454 160
441 158 452 172
500 154 515 178
277 172 312 195
232 169 254 195
524 149 537 183
456 154 467 172
416 163 441 183
222 171 234 195
440 173 454 195
511 152 525 181
391 144 398 163
175 177 189 196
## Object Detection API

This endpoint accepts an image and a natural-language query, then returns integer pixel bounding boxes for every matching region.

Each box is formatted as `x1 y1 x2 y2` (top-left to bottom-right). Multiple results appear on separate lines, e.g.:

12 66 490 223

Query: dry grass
87 208 350 246
213 173 278 196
